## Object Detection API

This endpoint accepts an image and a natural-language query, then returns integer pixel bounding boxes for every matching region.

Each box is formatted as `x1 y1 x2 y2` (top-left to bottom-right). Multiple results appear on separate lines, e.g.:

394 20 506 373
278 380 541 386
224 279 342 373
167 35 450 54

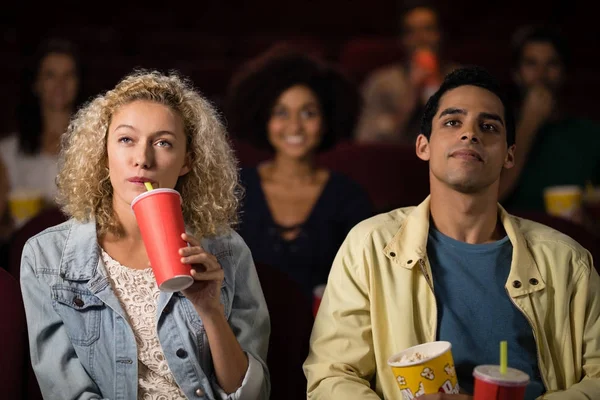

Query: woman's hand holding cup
179 232 225 317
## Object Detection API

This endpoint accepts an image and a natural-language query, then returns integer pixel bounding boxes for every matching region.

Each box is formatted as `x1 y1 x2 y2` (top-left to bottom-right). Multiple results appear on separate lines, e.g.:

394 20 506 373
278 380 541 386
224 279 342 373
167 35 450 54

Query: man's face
416 85 515 194
401 7 441 55
515 41 564 93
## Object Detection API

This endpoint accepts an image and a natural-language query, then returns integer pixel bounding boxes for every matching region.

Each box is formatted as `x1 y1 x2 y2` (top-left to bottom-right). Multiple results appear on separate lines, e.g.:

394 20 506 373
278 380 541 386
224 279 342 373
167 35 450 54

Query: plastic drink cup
388 341 460 398
312 284 326 317
131 188 194 292
543 185 582 219
473 365 529 400
413 48 441 103
413 48 439 77
8 189 44 227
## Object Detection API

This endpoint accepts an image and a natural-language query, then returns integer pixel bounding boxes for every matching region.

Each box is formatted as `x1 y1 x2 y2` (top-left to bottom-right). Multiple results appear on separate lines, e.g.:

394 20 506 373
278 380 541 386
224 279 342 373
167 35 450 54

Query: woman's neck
266 153 318 184
111 196 144 243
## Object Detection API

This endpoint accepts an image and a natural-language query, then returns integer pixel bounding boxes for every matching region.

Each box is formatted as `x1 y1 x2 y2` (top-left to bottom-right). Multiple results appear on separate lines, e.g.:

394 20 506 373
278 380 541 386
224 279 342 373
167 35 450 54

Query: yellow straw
500 341 508 374
144 182 154 191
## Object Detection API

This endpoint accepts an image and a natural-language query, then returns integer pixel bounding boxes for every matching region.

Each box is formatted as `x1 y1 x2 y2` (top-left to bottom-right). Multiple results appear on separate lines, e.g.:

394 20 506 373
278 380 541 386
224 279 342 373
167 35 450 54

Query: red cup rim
473 365 530 387
131 188 182 210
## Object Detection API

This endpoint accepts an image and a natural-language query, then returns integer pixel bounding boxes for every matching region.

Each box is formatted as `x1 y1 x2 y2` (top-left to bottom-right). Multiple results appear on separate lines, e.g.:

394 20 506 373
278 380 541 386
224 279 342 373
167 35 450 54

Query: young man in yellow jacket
304 66 600 399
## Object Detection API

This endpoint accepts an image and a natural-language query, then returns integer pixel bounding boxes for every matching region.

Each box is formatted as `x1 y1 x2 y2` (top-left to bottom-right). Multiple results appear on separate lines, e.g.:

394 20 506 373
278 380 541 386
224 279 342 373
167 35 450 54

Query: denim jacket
21 219 270 400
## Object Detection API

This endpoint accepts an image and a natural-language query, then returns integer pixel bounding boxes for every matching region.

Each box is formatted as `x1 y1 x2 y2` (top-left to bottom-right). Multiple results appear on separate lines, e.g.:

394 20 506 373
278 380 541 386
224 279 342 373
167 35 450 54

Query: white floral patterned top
102 249 186 400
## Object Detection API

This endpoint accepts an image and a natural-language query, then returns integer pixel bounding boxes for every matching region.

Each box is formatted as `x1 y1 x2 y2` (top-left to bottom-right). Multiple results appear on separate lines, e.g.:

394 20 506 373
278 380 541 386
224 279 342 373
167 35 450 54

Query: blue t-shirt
427 227 545 399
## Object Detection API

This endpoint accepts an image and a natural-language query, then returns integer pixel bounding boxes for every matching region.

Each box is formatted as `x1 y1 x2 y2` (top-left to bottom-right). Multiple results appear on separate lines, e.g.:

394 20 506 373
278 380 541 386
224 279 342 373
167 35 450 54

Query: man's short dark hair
420 66 516 147
512 25 569 69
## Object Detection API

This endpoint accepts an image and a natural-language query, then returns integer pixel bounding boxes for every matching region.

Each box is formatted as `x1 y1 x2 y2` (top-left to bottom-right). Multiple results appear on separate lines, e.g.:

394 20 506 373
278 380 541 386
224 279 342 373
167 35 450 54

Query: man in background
500 25 600 218
355 1 458 144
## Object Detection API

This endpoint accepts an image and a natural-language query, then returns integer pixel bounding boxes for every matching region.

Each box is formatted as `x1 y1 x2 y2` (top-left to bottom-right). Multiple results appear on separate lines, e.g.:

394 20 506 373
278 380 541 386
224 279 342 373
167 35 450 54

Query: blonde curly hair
56 69 241 238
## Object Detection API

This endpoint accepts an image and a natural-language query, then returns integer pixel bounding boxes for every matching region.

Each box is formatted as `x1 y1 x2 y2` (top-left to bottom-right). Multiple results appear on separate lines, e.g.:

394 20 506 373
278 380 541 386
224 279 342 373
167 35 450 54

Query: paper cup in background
8 189 44 227
543 185 582 219
131 188 194 292
312 284 326 318
388 341 460 399
473 365 529 400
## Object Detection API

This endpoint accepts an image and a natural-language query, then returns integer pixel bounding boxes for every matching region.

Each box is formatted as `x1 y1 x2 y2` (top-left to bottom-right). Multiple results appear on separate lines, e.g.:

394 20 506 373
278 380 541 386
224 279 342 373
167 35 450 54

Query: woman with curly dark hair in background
225 46 373 303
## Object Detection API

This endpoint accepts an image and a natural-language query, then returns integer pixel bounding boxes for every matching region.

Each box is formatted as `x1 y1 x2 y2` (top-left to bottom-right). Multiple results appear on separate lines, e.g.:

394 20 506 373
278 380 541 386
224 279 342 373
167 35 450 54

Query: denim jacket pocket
51 285 104 346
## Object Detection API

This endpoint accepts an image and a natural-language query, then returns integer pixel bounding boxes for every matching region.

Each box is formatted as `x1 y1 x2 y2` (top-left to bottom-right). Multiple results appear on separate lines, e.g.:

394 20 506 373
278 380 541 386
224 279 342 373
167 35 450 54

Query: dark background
1 0 598 134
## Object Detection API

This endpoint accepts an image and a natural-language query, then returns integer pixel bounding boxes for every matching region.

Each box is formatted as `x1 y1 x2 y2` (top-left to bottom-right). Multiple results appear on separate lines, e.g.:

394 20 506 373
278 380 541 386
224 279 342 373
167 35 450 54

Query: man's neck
429 184 504 244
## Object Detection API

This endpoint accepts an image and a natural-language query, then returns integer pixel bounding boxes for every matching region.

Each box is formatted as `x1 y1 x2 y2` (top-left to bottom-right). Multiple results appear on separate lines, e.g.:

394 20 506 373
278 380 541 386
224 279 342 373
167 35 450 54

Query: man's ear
504 144 516 169
416 133 431 161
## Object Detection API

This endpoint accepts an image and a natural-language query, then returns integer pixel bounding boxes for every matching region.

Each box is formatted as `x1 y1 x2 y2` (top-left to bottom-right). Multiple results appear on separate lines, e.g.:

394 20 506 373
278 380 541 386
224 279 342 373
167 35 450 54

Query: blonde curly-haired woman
20 70 270 400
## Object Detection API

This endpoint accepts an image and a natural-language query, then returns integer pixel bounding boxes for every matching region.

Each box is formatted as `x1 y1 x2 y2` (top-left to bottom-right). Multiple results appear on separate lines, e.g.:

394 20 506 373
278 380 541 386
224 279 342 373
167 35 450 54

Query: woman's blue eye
156 140 172 147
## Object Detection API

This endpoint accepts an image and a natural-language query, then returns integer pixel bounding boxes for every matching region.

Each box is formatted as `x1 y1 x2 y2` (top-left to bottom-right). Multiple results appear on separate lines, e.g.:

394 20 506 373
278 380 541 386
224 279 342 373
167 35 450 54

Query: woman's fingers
182 232 201 247
179 245 206 257
182 252 220 270
190 268 224 282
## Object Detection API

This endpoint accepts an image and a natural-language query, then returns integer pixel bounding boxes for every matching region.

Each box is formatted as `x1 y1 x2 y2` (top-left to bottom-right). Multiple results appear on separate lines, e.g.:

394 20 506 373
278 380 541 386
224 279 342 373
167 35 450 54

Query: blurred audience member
225 46 373 301
500 26 600 218
355 1 458 144
0 38 82 228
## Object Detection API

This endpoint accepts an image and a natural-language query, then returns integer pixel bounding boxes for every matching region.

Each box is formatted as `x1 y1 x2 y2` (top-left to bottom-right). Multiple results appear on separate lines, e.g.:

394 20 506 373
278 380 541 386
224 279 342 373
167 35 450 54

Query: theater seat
0 267 27 398
318 142 430 213
338 36 404 83
0 267 42 399
254 262 313 400
512 210 600 274
8 207 68 280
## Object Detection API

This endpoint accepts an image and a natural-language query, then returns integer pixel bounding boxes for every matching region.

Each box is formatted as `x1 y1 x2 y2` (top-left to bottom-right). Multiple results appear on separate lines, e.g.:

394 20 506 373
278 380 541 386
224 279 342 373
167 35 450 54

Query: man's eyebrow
438 108 467 118
479 112 505 126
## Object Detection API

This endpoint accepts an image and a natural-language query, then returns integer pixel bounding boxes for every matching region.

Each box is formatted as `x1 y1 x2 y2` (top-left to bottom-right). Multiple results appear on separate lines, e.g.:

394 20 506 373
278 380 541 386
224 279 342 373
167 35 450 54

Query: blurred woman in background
225 46 373 302
0 38 82 225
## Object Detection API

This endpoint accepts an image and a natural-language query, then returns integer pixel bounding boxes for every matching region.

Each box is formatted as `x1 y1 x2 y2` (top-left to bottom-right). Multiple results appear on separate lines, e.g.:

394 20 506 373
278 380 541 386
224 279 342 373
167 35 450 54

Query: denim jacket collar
60 220 102 282
58 219 176 315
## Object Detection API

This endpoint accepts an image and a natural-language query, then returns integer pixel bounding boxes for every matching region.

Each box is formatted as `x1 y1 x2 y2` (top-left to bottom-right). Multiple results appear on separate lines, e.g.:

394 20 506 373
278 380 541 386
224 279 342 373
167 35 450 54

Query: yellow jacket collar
383 196 545 296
